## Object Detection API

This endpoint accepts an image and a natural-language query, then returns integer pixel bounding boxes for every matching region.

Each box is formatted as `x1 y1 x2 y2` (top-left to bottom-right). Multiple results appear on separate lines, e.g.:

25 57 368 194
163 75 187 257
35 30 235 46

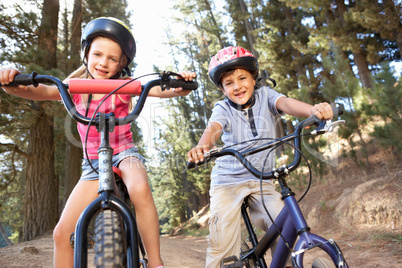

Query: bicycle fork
278 177 348 268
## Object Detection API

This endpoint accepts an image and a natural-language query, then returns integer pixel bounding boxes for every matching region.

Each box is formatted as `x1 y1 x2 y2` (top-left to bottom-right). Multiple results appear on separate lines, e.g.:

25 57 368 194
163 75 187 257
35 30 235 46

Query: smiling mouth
234 91 246 98
96 68 108 76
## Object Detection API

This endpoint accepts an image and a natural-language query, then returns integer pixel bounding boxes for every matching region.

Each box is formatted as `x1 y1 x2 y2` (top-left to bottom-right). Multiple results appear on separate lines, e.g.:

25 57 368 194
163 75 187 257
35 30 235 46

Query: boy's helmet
81 17 136 70
208 46 258 86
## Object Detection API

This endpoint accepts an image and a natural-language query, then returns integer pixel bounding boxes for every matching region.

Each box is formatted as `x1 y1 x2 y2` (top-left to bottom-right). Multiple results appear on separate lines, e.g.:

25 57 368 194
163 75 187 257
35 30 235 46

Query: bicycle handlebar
187 106 344 180
2 71 198 126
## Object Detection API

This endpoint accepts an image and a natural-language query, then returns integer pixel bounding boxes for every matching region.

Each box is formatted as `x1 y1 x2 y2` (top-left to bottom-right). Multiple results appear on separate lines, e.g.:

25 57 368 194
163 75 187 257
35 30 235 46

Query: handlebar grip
186 159 206 169
186 161 196 169
1 72 38 87
69 79 142 95
169 79 198 91
302 105 344 128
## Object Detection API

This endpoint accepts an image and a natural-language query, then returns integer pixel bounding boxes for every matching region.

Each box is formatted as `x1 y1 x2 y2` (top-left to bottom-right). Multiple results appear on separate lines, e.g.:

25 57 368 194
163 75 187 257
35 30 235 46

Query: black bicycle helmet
81 17 136 74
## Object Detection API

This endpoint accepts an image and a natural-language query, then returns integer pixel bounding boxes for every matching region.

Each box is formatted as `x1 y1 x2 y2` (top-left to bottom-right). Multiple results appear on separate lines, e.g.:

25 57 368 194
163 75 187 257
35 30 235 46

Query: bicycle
187 107 349 268
3 71 198 267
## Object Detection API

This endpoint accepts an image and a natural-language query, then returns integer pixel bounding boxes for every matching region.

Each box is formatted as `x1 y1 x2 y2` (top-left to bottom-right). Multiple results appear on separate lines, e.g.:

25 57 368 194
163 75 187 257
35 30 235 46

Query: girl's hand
172 71 197 96
0 68 27 91
310 102 333 120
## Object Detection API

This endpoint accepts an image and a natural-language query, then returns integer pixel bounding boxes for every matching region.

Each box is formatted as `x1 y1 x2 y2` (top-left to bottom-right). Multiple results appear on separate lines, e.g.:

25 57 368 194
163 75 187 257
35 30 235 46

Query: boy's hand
310 102 333 120
187 144 210 163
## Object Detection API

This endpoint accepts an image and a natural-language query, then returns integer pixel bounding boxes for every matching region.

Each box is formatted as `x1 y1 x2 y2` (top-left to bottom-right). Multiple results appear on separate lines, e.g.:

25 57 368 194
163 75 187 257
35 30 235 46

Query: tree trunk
38 0 60 69
70 0 83 71
23 107 58 241
334 0 373 89
202 0 226 48
61 0 82 207
353 51 374 89
63 139 82 210
23 0 60 241
238 0 259 58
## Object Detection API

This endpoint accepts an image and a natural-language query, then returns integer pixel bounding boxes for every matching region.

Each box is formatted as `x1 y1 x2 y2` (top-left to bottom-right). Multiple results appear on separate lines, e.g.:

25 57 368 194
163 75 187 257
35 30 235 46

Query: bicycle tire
312 257 336 268
94 209 126 267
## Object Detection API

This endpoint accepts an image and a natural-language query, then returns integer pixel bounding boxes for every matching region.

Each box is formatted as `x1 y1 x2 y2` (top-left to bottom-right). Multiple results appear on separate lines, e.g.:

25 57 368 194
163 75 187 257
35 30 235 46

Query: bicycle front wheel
94 209 126 267
312 257 336 268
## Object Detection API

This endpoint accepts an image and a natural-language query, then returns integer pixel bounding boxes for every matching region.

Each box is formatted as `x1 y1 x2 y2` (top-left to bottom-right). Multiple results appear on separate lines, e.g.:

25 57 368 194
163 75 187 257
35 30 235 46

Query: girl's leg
53 180 99 268
118 157 163 268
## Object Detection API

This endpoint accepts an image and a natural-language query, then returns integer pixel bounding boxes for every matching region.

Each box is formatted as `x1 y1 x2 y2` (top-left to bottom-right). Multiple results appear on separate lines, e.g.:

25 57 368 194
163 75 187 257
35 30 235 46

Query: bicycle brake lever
311 120 345 135
203 147 223 158
160 71 181 91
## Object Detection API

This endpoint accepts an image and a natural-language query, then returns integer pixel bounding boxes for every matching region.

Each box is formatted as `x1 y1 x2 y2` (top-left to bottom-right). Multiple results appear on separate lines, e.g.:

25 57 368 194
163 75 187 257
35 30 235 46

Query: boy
187 46 333 267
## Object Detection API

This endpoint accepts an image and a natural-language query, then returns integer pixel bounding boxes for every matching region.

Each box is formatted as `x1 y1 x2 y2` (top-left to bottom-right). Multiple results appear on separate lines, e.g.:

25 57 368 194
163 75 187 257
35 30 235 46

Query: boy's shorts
80 146 145 181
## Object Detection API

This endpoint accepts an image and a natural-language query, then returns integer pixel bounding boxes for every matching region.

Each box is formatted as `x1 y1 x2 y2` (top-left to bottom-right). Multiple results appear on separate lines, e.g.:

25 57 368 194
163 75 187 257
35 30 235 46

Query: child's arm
187 121 222 163
148 71 197 98
276 97 333 120
0 68 61 100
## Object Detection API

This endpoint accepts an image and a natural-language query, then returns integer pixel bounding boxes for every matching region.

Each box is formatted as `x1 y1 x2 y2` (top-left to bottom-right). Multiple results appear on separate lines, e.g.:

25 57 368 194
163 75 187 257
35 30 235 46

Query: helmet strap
226 90 256 110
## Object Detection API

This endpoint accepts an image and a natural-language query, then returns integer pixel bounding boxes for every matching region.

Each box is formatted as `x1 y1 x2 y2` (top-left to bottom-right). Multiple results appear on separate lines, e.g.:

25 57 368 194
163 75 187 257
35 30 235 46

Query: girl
0 17 196 268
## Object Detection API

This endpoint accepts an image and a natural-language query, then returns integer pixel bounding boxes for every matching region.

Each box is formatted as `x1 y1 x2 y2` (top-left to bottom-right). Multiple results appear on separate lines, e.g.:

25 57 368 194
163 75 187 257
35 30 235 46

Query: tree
59 0 83 209
22 0 60 241
367 63 402 153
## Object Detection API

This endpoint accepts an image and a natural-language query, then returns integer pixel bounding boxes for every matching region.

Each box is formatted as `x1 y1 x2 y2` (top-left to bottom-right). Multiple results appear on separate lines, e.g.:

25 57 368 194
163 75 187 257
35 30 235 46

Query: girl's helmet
81 17 136 72
208 46 258 86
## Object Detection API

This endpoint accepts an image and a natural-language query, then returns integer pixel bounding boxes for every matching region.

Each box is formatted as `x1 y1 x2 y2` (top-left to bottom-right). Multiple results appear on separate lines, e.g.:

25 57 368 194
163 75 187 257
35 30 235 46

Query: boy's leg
119 156 163 268
53 180 99 268
248 180 292 267
248 180 283 231
206 181 254 268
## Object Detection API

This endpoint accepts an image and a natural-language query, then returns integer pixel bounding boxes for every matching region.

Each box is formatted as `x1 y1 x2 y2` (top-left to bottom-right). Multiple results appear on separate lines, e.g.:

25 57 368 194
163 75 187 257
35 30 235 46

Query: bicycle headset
208 46 260 110
81 17 136 77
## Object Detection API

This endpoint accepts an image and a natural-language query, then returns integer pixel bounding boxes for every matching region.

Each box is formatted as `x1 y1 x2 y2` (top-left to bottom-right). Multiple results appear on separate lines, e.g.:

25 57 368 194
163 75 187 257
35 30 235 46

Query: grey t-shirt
209 86 285 185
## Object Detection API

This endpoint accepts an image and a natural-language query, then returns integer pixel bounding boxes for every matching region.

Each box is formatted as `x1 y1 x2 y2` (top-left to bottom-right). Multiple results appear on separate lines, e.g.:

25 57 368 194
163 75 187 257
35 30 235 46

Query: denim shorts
80 146 145 181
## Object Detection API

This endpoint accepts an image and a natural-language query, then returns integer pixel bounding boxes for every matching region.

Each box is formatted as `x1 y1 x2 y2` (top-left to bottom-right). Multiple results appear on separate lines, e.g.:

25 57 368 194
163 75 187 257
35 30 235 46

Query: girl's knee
53 221 72 245
53 223 64 244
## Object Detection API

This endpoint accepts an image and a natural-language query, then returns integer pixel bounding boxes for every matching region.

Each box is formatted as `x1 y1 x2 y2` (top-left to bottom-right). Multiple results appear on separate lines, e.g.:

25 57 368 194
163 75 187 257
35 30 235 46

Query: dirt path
0 163 400 267
0 229 401 267
0 233 208 268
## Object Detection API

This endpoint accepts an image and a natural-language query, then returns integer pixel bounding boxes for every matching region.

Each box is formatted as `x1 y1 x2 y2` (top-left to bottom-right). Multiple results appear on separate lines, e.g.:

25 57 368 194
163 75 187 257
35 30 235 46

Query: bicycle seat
113 166 122 178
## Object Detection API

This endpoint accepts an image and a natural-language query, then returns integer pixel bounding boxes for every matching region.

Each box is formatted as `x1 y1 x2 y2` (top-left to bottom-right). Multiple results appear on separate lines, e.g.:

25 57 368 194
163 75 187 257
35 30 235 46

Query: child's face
86 37 126 79
220 69 256 108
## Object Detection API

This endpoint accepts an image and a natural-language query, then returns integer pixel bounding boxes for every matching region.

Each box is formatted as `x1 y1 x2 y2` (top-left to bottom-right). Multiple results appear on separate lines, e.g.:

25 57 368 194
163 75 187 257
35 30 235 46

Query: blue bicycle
187 107 348 268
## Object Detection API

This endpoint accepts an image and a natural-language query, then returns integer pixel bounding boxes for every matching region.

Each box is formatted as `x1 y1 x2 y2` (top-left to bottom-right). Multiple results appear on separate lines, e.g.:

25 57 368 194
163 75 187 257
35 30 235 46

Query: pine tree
367 63 402 153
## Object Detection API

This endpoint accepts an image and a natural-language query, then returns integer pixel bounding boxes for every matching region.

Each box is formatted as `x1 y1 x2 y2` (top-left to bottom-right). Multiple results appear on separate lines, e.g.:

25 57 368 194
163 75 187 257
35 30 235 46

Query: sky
128 1 187 154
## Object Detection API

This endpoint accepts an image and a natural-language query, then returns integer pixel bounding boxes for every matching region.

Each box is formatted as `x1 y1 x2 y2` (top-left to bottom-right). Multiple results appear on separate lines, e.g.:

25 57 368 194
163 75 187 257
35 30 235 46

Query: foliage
154 0 401 230
0 0 401 237
367 63 402 152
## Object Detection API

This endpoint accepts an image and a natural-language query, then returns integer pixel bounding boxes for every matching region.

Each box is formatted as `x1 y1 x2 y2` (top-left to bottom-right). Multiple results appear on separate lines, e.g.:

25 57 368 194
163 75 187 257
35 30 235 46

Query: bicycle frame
73 112 140 268
238 174 348 268
188 110 348 268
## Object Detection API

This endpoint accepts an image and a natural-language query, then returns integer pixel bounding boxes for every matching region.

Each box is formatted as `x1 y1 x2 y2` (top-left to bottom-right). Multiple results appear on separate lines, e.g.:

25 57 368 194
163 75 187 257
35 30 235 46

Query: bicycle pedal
69 232 95 249
221 256 243 268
